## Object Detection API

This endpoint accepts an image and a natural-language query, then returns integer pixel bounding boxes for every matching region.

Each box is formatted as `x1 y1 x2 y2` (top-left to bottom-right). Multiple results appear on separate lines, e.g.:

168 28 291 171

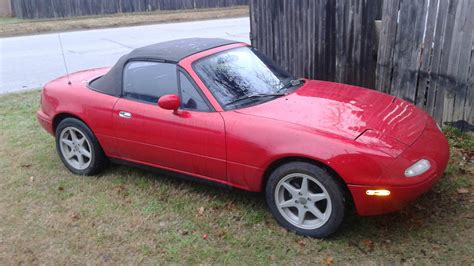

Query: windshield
193 47 298 110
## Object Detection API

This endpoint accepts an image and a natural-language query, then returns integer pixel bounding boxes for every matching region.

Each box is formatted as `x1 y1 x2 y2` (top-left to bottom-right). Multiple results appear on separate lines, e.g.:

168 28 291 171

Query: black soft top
90 38 238 96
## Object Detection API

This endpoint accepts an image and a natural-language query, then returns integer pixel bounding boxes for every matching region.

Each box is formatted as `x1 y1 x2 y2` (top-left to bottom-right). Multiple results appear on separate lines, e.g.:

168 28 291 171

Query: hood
236 80 427 147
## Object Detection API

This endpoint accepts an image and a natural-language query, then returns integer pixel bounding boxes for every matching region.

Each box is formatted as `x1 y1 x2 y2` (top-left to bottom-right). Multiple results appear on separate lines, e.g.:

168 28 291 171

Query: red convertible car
37 38 449 237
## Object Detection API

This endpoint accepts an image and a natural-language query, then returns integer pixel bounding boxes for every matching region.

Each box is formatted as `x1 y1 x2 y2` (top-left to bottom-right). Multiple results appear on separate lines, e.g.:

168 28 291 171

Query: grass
0 17 21 25
0 90 473 264
0 6 248 37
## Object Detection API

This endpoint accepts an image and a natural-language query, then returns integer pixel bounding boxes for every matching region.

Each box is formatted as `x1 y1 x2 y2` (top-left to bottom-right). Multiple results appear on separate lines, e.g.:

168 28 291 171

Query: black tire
265 161 346 238
55 118 107 175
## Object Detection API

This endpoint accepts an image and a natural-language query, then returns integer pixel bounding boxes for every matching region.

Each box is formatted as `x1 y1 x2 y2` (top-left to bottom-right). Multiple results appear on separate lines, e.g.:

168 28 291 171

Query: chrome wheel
59 127 92 170
274 173 332 230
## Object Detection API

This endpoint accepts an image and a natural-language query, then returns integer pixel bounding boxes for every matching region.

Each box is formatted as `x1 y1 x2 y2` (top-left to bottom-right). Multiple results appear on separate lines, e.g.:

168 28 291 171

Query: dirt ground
0 7 249 37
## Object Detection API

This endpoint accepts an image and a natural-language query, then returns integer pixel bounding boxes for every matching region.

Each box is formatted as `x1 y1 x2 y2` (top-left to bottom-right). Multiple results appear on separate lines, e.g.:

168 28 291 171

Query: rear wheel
55 118 107 175
265 162 346 238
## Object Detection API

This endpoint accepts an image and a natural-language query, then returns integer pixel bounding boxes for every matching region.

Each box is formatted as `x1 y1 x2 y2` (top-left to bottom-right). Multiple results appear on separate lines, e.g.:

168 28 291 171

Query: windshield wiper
225 93 286 107
277 78 305 93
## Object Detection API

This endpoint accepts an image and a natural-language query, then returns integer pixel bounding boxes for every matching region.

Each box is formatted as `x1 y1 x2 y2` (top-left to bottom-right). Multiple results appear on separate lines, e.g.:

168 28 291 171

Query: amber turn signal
366 189 391 196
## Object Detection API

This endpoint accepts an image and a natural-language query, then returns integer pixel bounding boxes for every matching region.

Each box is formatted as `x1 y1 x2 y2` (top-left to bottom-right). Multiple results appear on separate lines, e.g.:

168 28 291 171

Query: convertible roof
129 38 238 62
90 38 238 96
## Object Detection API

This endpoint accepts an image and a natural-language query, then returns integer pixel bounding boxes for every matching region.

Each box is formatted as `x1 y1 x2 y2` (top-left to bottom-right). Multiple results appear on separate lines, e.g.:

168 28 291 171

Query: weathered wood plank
416 0 439 109
449 0 474 130
465 46 474 130
426 0 450 120
376 0 400 93
436 0 460 125
389 0 428 102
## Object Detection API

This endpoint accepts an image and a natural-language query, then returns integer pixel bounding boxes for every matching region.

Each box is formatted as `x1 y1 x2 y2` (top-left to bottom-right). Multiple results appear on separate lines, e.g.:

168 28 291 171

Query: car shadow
105 162 466 240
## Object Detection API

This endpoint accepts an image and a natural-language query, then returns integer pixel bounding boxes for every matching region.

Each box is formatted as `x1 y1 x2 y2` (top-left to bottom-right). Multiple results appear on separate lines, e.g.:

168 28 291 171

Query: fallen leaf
325 256 334 265
457 188 469 194
115 184 128 197
197 207 205 216
297 239 306 247
361 239 374 252
29 176 34 181
70 212 80 221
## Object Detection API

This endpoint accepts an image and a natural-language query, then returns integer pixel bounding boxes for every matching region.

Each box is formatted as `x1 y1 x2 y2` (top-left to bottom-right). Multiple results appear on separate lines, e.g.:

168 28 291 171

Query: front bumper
349 118 449 216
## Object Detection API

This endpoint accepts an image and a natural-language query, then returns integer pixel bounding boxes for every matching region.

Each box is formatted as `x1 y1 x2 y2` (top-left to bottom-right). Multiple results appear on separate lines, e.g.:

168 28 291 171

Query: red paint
158 94 181 111
37 44 450 216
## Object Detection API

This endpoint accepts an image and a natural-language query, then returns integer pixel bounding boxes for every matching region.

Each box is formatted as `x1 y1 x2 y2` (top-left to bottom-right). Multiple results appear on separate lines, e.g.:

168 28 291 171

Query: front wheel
265 162 346 238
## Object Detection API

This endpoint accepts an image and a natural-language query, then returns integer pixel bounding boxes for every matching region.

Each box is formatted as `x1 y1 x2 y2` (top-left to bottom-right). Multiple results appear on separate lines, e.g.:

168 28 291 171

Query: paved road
0 17 250 94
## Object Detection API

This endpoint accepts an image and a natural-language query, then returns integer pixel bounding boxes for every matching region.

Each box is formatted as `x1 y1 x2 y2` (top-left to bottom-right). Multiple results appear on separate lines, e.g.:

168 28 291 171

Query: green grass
0 90 473 264
0 17 21 25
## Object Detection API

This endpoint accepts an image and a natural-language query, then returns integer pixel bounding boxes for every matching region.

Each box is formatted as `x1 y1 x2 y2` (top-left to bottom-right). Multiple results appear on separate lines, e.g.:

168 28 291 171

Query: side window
179 72 211 111
123 61 178 103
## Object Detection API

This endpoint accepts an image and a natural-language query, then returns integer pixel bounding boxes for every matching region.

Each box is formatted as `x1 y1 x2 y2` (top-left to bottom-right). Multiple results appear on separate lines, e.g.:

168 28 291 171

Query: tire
265 161 346 238
55 118 107 175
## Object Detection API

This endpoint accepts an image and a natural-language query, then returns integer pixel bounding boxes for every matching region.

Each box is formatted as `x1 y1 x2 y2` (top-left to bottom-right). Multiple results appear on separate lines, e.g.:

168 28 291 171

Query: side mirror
158 94 180 112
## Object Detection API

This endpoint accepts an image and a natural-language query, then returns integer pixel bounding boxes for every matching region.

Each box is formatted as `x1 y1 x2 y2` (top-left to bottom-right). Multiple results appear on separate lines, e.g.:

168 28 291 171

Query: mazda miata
37 38 449 237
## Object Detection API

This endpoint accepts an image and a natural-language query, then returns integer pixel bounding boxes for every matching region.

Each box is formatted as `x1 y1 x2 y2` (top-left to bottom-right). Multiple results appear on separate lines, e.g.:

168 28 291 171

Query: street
0 17 250 94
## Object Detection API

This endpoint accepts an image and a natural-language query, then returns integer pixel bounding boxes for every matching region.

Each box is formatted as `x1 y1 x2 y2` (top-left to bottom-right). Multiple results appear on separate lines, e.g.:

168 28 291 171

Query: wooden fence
377 0 473 131
250 0 382 90
11 0 248 19
250 0 474 131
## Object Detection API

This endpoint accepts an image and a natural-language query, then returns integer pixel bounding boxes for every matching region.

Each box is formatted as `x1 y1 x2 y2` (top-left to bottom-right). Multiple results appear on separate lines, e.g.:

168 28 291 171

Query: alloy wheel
274 173 332 230
59 127 93 170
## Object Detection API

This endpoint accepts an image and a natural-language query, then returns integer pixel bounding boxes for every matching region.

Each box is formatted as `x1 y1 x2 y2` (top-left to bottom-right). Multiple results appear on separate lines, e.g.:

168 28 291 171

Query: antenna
57 33 72 85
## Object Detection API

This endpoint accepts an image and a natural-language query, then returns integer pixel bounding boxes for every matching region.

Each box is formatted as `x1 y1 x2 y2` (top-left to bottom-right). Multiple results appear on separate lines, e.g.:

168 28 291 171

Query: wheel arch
262 156 354 206
52 112 91 135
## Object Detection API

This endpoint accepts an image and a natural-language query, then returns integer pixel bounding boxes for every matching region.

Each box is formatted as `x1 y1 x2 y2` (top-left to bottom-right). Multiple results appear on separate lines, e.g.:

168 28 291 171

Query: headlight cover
404 159 431 177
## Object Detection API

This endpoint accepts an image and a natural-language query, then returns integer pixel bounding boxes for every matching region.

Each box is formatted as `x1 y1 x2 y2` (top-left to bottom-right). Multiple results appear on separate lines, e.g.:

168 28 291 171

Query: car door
113 61 227 182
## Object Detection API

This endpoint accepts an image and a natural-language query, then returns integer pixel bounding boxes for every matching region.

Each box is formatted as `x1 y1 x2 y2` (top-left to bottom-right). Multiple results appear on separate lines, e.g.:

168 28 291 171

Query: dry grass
0 90 473 264
0 7 249 37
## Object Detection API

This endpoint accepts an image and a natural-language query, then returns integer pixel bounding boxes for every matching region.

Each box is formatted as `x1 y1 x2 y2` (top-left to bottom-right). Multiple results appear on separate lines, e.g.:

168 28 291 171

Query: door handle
119 111 132 119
